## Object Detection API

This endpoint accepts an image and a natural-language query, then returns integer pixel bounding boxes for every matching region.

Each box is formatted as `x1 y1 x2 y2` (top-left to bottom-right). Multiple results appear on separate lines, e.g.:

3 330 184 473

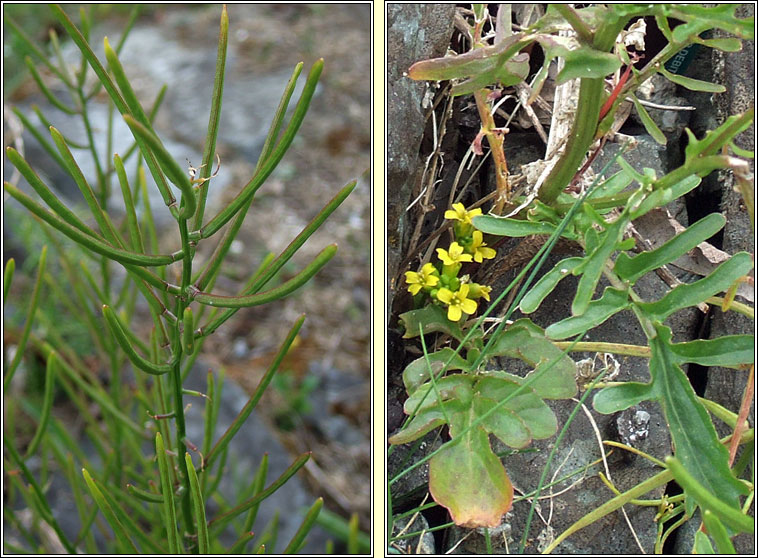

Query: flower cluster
405 203 496 322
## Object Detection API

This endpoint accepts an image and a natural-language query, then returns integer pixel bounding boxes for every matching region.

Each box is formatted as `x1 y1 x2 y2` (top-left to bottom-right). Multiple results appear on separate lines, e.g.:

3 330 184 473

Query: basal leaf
474 397 532 449
399 305 465 341
546 287 630 340
429 427 513 528
388 401 461 445
477 376 558 440
402 348 472 393
636 252 753 321
614 213 726 282
404 374 474 414
485 319 577 399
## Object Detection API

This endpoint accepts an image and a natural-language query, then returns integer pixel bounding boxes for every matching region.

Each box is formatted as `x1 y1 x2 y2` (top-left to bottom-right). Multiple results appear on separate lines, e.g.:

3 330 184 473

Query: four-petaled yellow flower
436 284 478 322
405 262 439 295
437 242 473 266
445 202 482 225
470 230 496 263
468 283 492 302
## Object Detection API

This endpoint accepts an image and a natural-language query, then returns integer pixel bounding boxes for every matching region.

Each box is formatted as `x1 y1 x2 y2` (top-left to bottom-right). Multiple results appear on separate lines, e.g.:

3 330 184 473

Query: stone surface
386 3 456 313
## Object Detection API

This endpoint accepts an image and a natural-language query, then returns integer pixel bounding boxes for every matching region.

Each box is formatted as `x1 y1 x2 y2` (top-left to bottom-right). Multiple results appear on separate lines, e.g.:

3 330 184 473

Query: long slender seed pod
102 305 171 375
3 182 178 267
192 245 336 309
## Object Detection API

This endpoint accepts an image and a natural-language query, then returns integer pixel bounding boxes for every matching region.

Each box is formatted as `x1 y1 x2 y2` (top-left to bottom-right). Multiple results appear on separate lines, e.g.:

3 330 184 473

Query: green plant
390 3 753 553
3 5 359 554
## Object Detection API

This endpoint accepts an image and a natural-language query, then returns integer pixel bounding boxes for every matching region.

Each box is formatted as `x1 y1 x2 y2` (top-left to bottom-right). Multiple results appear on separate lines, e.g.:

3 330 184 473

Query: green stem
538 16 627 205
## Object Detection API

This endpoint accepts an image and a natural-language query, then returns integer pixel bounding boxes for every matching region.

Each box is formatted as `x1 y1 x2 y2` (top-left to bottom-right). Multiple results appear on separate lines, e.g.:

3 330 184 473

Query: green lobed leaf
398 304 464 341
402 348 471 393
652 326 749 511
404 374 474 414
630 95 667 145
684 109 754 162
629 175 702 221
702 510 737 554
636 252 753 321
429 427 513 528
556 45 622 84
669 335 754 367
408 33 532 82
593 381 657 414
387 402 453 445
519 257 584 314
484 319 577 399
695 37 743 52
476 375 558 440
658 66 726 93
693 530 716 554
546 287 630 340
614 213 726 283
472 215 560 237
665 456 752 533
586 169 634 200
572 217 627 315
474 396 532 449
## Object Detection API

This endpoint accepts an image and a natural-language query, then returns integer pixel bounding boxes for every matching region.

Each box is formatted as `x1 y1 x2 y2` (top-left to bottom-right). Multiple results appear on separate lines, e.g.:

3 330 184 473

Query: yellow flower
405 263 439 295
444 203 482 225
468 283 492 302
436 283 478 322
469 230 496 263
437 242 473 266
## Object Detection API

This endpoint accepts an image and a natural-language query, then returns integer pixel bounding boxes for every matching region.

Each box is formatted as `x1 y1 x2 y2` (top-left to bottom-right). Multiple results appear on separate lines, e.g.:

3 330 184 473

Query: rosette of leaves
389 318 577 527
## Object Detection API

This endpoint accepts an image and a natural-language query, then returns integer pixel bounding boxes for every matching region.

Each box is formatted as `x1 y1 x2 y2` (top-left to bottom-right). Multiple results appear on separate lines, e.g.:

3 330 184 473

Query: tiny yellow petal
461 299 478 315
436 288 453 304
447 305 462 321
